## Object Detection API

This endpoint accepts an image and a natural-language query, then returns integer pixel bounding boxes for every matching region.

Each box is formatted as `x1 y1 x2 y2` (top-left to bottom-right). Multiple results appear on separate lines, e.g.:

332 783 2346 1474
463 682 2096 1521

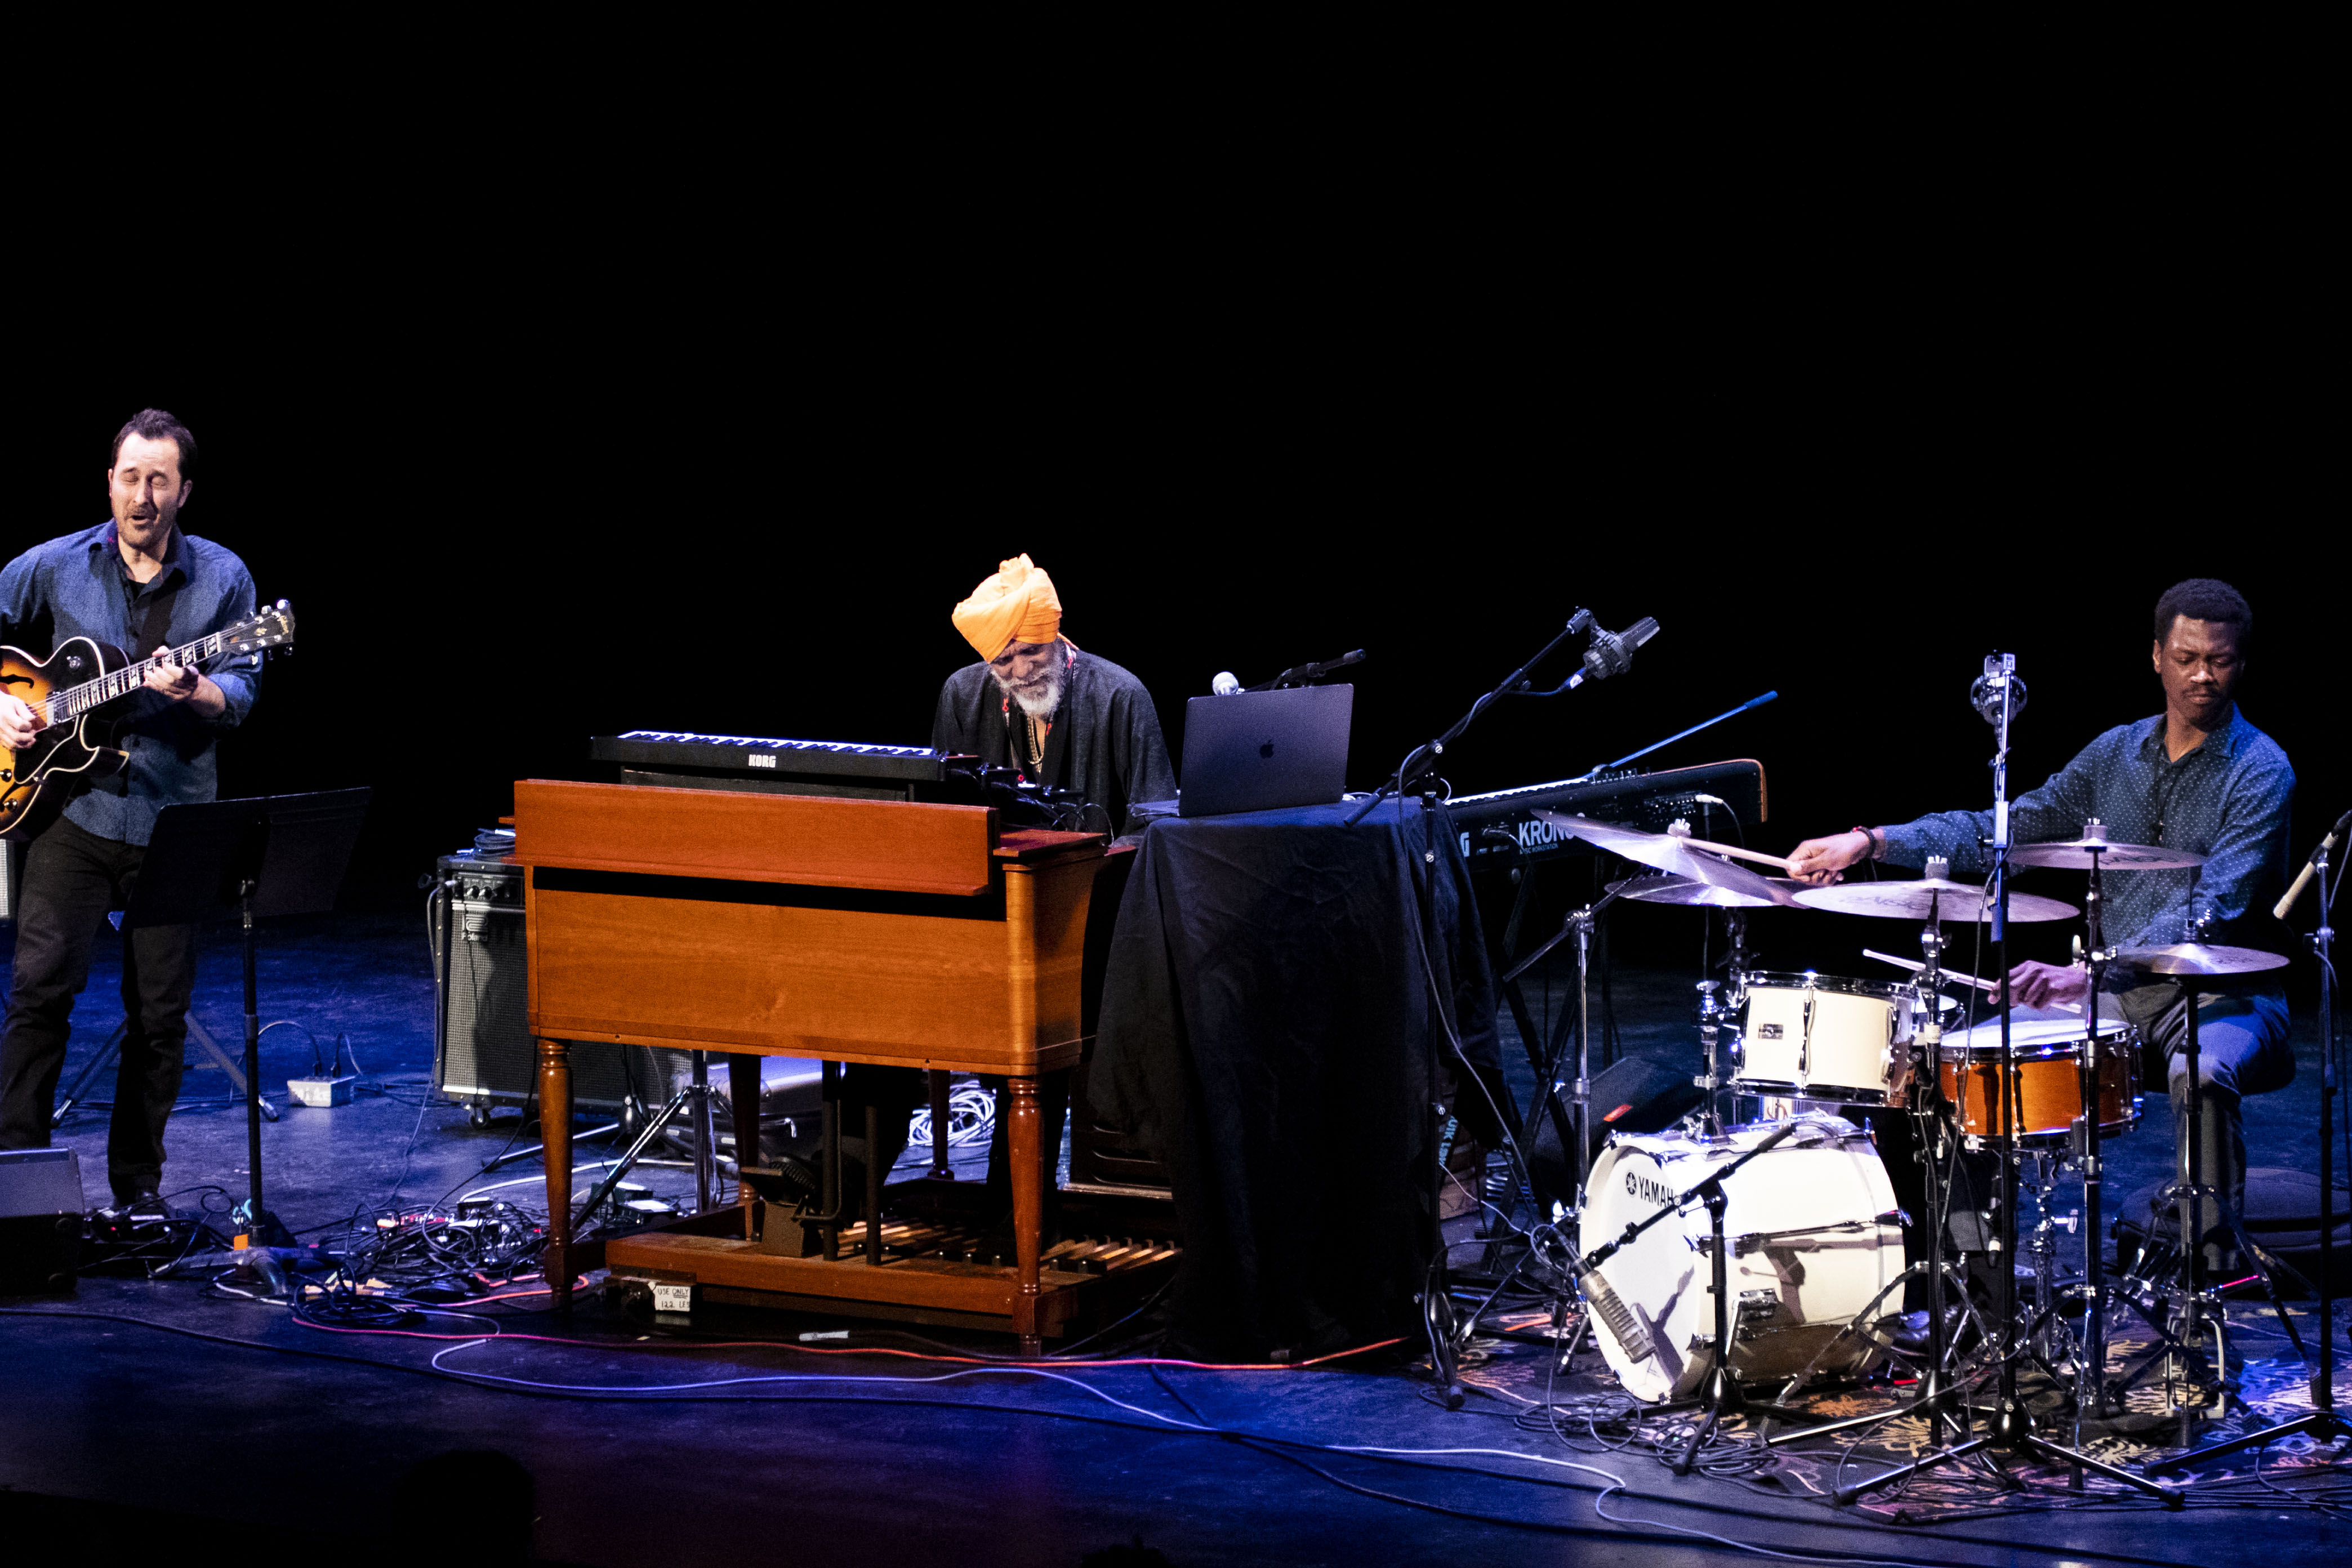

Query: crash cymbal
2008 837 2206 871
1792 878 2078 923
1608 872 1805 909
2114 942 2289 977
1535 812 1801 906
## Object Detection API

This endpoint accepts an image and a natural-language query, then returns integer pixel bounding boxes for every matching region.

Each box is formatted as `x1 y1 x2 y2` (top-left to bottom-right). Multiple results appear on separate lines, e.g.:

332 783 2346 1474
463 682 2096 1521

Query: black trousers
0 815 198 1201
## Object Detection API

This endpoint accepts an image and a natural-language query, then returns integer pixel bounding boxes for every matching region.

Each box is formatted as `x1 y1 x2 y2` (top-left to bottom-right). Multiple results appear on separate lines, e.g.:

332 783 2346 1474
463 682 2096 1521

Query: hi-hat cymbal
2008 837 2206 871
1793 878 2078 923
1535 812 1801 906
1608 872 1805 910
2115 942 2289 977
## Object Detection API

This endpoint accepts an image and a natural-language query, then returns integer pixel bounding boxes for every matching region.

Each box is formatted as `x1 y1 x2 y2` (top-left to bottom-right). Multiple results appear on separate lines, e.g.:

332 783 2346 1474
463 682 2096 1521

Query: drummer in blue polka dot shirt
1788 578 2295 1254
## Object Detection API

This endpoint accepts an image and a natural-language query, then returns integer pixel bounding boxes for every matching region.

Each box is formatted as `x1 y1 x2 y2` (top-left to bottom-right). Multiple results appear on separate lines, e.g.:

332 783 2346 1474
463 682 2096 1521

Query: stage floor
2 911 2346 1565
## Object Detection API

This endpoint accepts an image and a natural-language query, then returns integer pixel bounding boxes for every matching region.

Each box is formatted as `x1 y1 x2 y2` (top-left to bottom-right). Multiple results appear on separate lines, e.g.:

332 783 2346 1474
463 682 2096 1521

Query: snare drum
1936 1015 2141 1145
1731 973 1932 1107
1579 1114 1907 1402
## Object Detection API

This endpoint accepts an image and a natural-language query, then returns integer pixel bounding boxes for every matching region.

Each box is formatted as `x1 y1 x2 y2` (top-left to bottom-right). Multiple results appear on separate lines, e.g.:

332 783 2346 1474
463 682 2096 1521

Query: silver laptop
1177 685 1355 818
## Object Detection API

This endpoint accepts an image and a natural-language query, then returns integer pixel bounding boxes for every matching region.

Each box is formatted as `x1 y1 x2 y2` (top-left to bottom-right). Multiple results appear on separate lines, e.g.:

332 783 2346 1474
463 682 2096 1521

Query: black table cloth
1088 798 1507 1360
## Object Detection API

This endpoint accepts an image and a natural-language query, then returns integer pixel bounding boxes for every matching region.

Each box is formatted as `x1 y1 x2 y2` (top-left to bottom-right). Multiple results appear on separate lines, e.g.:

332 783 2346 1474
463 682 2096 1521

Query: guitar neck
45 632 231 723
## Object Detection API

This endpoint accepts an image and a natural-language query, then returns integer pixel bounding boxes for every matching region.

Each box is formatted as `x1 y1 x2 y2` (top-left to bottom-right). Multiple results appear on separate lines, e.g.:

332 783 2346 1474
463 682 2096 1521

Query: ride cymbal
2008 838 2206 871
1792 879 2078 923
2114 942 2288 977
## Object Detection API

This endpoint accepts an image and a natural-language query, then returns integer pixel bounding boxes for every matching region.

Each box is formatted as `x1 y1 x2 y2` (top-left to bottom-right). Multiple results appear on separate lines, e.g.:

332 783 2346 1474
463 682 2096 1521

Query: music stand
123 790 369 1244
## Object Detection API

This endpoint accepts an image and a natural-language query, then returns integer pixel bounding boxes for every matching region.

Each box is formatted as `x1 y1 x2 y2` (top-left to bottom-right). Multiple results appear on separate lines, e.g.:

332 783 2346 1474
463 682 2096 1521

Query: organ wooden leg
1010 1075 1042 1355
730 1053 764 1239
928 1070 954 1179
538 1036 574 1310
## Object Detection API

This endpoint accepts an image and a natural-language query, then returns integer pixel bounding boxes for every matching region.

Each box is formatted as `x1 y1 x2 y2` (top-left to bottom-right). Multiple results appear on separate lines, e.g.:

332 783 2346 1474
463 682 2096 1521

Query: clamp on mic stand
1838 654 2179 1508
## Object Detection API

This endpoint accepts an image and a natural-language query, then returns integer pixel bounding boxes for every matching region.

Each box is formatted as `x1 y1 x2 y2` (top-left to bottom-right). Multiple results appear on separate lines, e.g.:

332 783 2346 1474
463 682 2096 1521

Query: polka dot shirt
1879 708 2295 956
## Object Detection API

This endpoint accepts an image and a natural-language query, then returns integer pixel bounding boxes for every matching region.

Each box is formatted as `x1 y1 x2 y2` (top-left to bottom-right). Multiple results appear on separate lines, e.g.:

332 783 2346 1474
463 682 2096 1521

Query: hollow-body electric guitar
0 599 295 842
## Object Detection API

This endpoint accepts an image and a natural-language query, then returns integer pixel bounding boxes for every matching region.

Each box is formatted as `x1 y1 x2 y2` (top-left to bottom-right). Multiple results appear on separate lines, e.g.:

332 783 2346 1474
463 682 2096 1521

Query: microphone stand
2151 821 2350 1469
1355 611 1604 1407
1245 648 1366 692
1343 611 1593 829
1838 658 2179 1508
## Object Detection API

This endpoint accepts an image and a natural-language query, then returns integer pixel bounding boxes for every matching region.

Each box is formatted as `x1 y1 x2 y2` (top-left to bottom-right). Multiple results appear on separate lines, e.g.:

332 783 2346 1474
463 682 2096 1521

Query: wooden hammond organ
516 775 1114 1352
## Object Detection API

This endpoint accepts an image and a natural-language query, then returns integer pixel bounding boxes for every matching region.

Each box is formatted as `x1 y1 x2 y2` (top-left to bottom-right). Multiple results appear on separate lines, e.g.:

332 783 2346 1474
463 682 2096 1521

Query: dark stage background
16 318 2339 996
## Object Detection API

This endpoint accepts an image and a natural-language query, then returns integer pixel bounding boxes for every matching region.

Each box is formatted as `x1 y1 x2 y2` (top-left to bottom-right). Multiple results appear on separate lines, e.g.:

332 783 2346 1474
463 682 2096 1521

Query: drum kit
1527 795 2294 1497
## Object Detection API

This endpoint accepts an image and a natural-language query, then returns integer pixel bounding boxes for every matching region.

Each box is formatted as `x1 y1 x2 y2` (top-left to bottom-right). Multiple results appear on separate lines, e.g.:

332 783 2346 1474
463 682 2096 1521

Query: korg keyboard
1447 759 1766 869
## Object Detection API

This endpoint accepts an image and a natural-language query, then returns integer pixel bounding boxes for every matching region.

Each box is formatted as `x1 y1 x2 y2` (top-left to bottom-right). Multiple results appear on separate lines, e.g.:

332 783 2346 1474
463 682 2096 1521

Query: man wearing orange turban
933 554 1174 835
913 554 1175 1233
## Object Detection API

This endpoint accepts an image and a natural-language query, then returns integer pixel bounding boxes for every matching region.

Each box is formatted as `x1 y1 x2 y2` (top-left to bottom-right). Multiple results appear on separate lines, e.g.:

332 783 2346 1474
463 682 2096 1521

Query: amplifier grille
438 899 678 1108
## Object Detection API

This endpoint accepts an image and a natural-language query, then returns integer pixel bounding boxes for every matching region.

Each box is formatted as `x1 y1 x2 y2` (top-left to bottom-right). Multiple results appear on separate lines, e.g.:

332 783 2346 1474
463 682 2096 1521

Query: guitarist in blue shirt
0 409 265 1211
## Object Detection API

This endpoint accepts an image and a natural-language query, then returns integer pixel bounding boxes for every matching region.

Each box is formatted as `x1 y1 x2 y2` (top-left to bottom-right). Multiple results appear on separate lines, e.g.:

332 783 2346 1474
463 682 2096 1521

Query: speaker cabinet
435 854 678 1112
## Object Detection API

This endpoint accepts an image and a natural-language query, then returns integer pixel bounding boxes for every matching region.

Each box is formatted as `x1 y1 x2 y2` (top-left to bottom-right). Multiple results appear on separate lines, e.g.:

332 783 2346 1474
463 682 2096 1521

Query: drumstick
1860 948 1994 993
1860 948 2086 1012
1664 830 1794 871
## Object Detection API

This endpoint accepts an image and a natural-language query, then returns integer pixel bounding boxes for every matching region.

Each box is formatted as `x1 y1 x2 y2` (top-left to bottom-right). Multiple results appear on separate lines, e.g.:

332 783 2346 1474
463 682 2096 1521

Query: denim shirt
0 522 263 845
1880 709 2293 961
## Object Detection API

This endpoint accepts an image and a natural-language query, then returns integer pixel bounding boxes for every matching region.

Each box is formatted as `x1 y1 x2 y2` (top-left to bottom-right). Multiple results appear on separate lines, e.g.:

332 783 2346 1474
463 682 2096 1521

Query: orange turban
951 554 1063 662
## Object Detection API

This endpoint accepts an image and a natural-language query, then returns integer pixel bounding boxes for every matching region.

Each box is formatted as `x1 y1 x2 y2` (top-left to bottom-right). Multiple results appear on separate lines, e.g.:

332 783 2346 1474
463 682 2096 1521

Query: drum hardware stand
2127 953 2309 1444
2070 828 2122 1420
1503 879 1635 1212
1763 879 1980 1453
1839 654 2179 1508
2150 818 2350 1472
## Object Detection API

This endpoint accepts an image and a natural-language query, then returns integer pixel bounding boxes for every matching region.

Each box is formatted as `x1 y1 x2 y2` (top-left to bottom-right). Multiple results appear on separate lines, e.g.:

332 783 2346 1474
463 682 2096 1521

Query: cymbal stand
2130 963 2308 1442
1503 879 1634 1206
2152 828 2349 1471
1838 654 2179 1509
2072 834 2119 1420
1767 880 1976 1451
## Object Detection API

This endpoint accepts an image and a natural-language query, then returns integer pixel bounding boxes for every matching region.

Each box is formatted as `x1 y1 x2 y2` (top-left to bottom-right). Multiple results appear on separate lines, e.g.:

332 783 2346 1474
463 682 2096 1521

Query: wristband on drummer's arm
1850 826 1883 862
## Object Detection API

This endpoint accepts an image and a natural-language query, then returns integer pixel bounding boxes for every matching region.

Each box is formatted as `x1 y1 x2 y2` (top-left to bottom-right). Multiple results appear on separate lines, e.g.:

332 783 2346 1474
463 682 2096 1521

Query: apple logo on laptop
1259 741 1275 759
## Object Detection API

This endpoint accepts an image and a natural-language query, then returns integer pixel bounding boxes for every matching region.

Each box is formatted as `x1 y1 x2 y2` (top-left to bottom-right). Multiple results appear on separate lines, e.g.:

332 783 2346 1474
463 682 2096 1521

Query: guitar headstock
224 600 297 656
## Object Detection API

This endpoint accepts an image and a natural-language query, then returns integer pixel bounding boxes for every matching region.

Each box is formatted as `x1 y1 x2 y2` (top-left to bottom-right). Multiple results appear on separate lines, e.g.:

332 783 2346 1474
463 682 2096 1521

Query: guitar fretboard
44 634 233 723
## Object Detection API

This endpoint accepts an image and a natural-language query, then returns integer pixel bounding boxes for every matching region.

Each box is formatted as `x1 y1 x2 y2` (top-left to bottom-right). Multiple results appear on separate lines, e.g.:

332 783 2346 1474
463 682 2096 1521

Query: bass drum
1579 1115 1907 1404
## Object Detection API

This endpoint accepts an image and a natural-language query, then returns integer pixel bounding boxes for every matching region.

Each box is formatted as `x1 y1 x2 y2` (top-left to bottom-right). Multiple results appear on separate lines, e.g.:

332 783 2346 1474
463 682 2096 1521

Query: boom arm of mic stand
1345 612 1593 827
1580 1118 1801 1271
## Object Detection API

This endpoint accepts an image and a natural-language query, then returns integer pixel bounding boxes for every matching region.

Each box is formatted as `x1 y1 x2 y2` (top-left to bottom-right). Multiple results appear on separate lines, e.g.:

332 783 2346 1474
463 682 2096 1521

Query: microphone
2275 807 2352 920
1211 672 1242 696
1970 653 2027 724
1580 617 1659 683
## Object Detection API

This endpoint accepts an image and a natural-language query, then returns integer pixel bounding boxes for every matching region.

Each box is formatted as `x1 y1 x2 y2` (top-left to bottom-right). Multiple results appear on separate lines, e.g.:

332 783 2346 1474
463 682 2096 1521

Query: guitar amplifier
435 853 681 1115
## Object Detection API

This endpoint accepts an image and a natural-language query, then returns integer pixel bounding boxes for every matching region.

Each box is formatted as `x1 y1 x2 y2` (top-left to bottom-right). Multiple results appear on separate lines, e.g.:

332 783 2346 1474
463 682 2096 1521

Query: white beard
995 661 1064 719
